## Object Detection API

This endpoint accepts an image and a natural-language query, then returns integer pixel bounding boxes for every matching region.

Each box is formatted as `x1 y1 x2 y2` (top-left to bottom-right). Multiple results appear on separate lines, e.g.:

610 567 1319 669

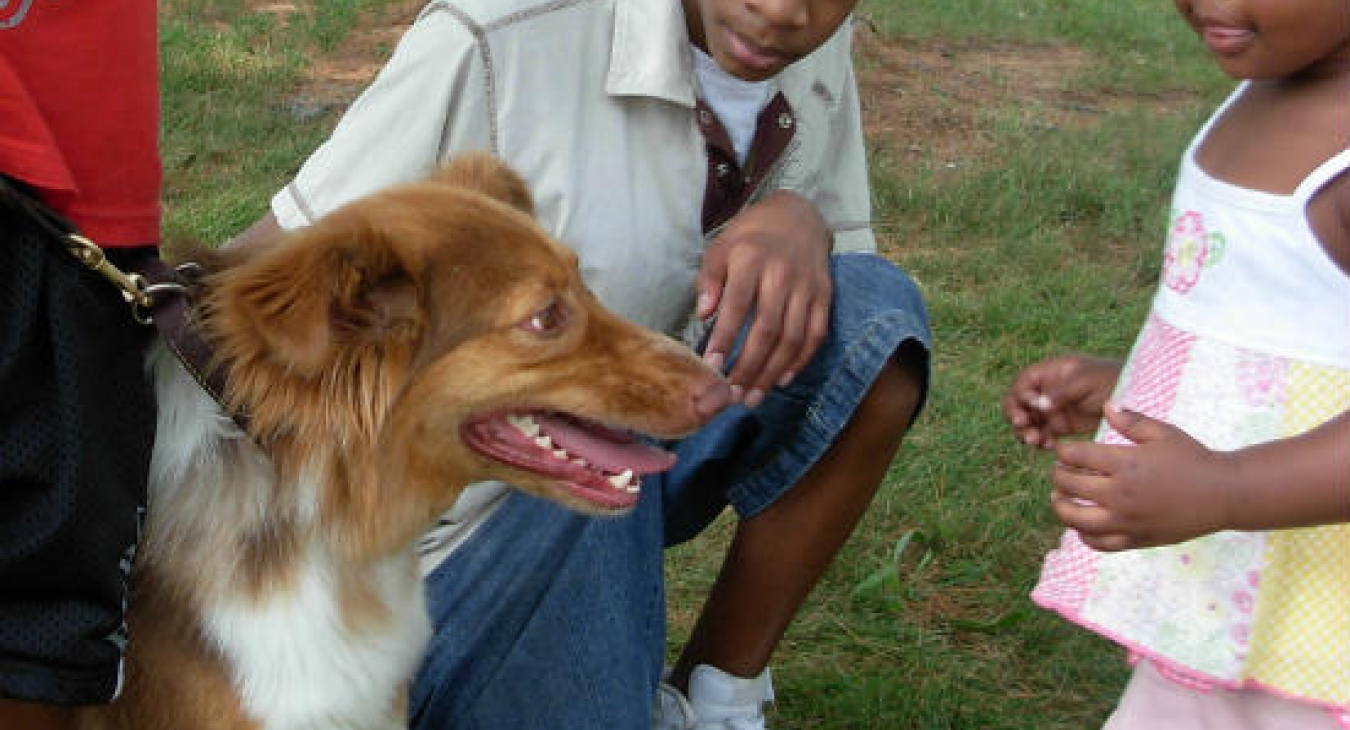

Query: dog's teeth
509 414 541 437
570 457 588 467
607 469 634 491
552 448 570 460
533 435 554 449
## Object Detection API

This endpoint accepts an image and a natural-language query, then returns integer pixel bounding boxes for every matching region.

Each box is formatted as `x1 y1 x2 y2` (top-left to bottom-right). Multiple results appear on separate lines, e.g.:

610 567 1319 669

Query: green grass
158 1 1231 727
159 0 389 249
859 0 1215 91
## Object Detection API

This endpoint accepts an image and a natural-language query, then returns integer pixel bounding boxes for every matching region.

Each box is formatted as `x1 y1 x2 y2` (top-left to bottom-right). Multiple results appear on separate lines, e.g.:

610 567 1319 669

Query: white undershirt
692 47 773 166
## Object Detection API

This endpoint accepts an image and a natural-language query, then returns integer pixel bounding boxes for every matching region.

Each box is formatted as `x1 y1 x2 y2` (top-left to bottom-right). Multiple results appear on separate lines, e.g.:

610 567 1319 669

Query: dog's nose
693 374 732 421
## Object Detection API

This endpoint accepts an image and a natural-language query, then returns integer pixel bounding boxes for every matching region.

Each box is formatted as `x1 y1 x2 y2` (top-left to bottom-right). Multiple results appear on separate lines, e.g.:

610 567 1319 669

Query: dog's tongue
537 413 675 474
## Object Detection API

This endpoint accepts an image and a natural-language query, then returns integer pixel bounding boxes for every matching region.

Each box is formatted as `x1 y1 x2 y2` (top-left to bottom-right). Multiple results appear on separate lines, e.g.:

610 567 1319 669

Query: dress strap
1184 81 1248 160
1294 148 1350 202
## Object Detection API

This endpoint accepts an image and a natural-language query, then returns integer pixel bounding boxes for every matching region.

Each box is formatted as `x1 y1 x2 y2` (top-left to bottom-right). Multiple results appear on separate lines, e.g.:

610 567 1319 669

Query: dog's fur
76 154 726 730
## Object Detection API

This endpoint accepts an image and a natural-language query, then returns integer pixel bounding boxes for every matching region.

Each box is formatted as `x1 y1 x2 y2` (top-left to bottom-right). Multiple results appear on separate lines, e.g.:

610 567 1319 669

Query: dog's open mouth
462 410 676 510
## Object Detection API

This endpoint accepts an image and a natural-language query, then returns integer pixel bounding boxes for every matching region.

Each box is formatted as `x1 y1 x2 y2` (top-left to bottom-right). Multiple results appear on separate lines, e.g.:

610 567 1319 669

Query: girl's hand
1003 355 1122 448
696 190 833 408
1049 403 1233 551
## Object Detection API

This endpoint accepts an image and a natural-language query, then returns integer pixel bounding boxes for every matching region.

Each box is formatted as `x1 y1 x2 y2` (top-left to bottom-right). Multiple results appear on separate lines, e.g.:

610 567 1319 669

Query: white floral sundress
1031 83 1350 720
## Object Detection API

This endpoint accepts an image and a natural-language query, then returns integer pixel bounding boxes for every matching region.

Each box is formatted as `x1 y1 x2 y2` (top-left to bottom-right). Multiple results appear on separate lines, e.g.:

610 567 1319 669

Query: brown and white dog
77 154 727 730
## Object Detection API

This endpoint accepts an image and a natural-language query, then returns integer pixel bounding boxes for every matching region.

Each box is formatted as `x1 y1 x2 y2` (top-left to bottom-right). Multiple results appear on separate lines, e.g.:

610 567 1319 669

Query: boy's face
683 0 860 81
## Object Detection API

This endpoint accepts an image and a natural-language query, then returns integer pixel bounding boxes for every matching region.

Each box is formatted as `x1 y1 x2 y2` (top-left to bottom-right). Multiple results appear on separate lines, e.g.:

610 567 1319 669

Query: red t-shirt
0 0 161 246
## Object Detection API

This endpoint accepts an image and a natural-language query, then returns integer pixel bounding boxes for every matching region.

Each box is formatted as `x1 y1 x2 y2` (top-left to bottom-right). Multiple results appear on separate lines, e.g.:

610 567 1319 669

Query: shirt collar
606 0 697 107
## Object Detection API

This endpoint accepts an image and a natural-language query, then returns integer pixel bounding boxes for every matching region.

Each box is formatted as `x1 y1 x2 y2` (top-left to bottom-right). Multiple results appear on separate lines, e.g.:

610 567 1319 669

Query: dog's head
203 154 727 556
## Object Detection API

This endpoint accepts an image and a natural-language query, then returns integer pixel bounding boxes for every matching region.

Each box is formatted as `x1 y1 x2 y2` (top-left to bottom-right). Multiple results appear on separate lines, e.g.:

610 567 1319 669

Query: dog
76 154 728 730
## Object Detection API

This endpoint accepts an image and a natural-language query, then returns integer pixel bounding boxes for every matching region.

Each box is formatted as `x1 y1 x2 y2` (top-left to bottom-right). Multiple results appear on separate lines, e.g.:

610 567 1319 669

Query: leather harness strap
132 257 246 429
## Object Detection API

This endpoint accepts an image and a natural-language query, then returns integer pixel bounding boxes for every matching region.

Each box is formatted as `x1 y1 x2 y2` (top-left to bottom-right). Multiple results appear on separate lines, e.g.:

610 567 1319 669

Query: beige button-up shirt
273 0 874 338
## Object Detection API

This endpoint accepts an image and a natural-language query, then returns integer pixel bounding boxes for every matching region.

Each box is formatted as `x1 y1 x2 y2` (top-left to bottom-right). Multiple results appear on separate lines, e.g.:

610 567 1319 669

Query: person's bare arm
1222 410 1350 531
695 191 833 408
0 699 76 730
1052 408 1350 551
1003 355 1122 448
227 212 284 252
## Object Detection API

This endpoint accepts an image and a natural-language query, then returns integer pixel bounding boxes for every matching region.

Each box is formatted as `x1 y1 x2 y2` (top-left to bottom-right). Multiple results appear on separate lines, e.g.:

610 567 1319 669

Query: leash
2 178 246 429
124 255 241 427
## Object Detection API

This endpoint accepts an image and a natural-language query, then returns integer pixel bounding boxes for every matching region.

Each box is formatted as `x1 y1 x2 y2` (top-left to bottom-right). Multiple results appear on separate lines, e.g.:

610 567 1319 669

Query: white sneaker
686 664 773 730
654 680 698 730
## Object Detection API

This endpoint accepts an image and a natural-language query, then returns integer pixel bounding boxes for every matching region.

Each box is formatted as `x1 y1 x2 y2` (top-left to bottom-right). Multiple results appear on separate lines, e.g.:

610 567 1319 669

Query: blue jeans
409 253 930 729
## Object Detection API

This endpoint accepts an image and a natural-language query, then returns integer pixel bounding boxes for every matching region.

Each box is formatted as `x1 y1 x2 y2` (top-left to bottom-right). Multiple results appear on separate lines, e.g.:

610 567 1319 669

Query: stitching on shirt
423 2 501 155
482 0 596 32
286 181 318 224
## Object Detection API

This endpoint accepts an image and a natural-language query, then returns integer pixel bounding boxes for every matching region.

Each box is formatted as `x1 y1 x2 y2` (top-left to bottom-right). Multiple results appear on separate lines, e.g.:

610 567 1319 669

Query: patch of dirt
853 22 1109 165
238 0 425 120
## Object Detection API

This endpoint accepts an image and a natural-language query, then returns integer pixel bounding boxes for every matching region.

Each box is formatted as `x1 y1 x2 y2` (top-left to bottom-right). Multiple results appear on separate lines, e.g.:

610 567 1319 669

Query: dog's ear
430 152 535 216
212 228 422 376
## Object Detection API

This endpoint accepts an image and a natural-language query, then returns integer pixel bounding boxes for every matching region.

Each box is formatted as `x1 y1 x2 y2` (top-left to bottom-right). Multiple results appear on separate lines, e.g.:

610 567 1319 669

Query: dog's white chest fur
142 349 434 730
204 548 430 730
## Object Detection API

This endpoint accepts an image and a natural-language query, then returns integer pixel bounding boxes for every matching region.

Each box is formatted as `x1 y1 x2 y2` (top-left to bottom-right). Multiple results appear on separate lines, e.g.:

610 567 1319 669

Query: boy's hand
696 190 833 408
1003 355 1122 448
1050 403 1232 551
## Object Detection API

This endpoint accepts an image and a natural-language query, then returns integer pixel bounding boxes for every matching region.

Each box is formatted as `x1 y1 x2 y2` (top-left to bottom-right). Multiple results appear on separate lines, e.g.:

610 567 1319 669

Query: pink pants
1103 660 1346 730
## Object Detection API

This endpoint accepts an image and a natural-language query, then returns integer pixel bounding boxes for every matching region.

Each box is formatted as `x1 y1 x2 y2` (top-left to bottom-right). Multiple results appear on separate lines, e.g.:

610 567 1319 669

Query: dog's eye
523 300 566 335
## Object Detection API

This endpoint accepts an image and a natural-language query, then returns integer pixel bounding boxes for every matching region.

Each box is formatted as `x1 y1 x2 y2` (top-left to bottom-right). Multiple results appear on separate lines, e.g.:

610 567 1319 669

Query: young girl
1003 0 1349 727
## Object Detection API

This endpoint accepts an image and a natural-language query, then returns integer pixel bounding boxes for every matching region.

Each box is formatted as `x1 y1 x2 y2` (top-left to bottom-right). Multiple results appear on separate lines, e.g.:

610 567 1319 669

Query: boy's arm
696 190 834 406
0 700 75 730
696 20 875 404
227 212 283 251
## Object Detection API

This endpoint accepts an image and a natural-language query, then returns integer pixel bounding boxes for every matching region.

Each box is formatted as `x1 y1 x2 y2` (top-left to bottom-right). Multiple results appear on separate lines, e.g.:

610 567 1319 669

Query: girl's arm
1003 355 1122 448
1050 408 1349 551
1224 410 1350 531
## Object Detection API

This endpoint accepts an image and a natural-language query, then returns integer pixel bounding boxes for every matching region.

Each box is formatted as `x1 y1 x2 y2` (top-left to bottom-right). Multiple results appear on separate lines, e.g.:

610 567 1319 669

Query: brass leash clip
64 233 157 323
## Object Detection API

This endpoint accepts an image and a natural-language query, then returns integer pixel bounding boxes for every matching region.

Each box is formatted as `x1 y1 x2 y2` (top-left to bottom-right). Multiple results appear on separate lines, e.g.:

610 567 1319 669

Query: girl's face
1173 0 1350 80
682 0 859 82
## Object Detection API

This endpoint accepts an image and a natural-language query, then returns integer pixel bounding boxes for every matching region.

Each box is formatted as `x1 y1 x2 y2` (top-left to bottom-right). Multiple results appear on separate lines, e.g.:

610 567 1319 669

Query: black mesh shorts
0 181 157 706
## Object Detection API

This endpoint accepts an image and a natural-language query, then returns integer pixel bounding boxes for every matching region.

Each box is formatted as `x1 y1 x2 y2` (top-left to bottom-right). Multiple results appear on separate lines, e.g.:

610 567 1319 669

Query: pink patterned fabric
1031 315 1194 615
1107 315 1192 439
